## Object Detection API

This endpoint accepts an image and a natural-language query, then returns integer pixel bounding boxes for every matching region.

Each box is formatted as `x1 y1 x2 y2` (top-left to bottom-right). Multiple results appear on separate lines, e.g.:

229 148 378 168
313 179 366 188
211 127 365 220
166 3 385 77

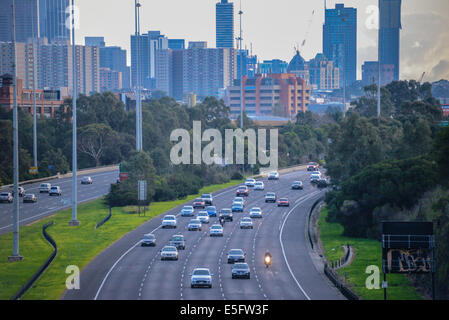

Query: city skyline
72 0 449 82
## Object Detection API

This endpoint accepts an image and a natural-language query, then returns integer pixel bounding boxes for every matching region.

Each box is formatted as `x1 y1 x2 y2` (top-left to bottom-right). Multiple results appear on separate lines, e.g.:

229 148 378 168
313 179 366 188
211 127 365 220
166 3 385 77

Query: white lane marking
278 190 320 301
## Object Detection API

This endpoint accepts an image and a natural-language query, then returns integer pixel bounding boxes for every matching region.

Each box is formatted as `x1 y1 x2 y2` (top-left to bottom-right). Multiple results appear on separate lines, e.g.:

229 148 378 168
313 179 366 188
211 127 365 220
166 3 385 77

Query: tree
432 127 449 188
78 123 118 167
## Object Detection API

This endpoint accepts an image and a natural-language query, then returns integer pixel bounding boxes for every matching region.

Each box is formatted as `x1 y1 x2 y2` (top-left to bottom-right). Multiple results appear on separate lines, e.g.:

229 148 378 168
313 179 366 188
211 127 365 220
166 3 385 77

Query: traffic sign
29 167 38 175
138 180 147 201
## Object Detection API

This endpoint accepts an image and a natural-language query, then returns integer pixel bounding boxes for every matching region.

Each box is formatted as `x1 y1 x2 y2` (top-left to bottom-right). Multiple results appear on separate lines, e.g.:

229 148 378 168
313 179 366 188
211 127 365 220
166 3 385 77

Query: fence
95 207 112 229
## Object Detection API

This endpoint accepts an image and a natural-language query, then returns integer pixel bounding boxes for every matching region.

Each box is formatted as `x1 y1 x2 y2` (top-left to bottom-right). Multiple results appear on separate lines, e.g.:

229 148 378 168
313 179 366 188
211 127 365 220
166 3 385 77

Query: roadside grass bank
318 207 424 300
0 179 243 300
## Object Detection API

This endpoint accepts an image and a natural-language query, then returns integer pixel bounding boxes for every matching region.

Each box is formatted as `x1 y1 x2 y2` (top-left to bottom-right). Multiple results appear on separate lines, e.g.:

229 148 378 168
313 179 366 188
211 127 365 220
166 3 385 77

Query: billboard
382 222 434 274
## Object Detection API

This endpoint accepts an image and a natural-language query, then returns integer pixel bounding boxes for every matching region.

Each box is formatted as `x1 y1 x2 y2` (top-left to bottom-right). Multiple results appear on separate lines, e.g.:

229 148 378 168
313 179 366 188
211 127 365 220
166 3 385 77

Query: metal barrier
95 207 112 229
308 197 325 250
11 221 57 300
324 263 359 300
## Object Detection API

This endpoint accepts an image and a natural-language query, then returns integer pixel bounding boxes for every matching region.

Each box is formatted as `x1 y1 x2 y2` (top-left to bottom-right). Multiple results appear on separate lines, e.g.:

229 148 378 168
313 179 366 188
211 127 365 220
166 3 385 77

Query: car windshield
266 193 275 196
193 270 210 276
202 194 211 198
144 235 155 239
238 186 247 189
164 216 175 220
234 263 248 270
195 198 203 202
221 209 231 214
206 206 216 211
172 236 183 241
183 206 193 210
251 208 261 212
229 249 243 255
163 247 176 252
198 212 207 216
190 219 200 223
1 193 9 196
280 199 288 201
242 218 251 222
255 182 263 185
211 225 222 230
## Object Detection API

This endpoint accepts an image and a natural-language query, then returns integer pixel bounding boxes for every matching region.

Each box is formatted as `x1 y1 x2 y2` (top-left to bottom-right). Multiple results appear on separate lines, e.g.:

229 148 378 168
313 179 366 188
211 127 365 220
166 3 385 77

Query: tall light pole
238 3 245 176
9 0 23 262
69 0 80 226
135 0 142 151
31 0 37 171
377 2 381 119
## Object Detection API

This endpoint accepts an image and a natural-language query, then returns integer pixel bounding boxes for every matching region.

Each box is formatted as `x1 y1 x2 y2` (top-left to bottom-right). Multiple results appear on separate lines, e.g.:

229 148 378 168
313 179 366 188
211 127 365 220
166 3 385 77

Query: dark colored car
219 209 233 222
291 181 304 190
227 249 246 264
236 186 249 197
23 194 37 203
278 198 290 207
317 179 328 189
232 263 251 279
170 234 186 250
193 198 206 209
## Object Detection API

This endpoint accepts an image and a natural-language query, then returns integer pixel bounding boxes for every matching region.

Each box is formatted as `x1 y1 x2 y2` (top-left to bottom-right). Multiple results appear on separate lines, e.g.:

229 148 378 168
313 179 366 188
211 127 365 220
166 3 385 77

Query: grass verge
0 179 242 300
318 207 423 300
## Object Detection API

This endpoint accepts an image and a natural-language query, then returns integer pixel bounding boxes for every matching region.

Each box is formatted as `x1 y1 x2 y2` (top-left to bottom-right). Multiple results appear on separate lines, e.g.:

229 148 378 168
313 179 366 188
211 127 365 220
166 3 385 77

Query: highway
64 169 343 300
0 170 118 235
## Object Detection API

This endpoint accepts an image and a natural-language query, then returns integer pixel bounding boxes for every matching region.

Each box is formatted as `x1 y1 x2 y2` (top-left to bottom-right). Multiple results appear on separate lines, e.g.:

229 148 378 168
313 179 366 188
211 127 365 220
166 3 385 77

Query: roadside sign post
138 180 147 216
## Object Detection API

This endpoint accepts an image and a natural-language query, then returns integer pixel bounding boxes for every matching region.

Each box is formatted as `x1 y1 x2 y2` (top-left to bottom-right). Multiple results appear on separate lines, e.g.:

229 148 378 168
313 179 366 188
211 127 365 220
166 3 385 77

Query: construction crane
419 72 426 83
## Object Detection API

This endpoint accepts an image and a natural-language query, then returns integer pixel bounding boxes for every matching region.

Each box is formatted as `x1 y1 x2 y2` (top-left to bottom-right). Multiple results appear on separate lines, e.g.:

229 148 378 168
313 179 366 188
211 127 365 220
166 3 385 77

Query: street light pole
31 0 37 171
238 3 245 176
377 3 381 119
69 0 79 226
135 0 142 151
9 0 23 262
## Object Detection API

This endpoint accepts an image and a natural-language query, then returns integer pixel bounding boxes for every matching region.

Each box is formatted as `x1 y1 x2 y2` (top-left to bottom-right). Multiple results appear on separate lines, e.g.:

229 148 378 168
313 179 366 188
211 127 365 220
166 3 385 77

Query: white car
81 176 93 184
39 183 51 193
49 186 62 196
254 181 264 190
210 224 224 237
268 171 279 180
162 215 177 229
191 268 212 288
160 246 179 260
233 197 245 205
249 207 263 219
181 205 195 217
197 211 210 224
245 179 256 187
188 219 202 231
310 171 321 183
240 217 253 229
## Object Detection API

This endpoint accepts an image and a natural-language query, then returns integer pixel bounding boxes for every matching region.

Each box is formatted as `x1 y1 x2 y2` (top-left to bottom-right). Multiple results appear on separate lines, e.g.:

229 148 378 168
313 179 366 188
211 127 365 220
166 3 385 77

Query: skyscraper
39 0 70 43
216 0 234 49
379 0 402 81
100 46 130 89
85 37 106 47
323 4 357 87
0 0 39 43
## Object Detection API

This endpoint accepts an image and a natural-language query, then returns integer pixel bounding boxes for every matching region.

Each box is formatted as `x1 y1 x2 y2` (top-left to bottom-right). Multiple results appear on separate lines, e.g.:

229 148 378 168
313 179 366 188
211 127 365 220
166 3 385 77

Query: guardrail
0 164 118 191
11 221 57 300
95 207 112 229
308 197 325 250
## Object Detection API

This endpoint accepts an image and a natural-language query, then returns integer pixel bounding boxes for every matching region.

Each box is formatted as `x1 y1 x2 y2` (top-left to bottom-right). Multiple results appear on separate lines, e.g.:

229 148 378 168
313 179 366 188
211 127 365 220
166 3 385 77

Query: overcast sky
75 0 449 82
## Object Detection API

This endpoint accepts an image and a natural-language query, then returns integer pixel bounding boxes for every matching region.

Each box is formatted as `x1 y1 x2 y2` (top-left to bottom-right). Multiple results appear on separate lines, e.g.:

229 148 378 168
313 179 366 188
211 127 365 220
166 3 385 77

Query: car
219 209 233 222
49 186 62 196
249 207 263 219
141 233 156 247
12 186 26 197
23 194 37 203
181 205 195 217
254 181 265 190
161 215 177 229
209 224 224 237
236 186 249 197
0 192 13 203
265 192 277 203
160 246 179 261
169 234 186 250
278 198 290 207
190 268 212 288
188 219 202 231
227 249 246 264
201 194 213 205
206 206 217 217
233 197 245 205
268 171 279 180
197 211 210 224
39 183 51 193
291 181 304 190
310 171 322 183
232 202 244 212
307 162 319 171
240 217 253 229
245 179 256 187
81 176 93 184
232 263 251 279
317 178 328 189
193 198 206 209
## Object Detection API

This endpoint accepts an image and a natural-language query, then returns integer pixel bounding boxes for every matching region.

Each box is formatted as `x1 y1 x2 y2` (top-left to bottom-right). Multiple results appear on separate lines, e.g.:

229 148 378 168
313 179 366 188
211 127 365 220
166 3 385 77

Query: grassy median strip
0 179 242 300
318 207 423 300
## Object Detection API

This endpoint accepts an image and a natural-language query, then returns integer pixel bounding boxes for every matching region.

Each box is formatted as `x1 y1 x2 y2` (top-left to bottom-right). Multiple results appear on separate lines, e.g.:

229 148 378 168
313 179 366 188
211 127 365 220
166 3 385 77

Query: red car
193 198 206 209
277 198 290 207
236 186 249 197
307 162 319 171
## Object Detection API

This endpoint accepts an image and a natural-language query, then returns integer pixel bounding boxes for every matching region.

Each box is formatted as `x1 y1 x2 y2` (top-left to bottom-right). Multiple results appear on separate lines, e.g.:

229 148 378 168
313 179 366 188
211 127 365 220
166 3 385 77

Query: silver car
249 207 263 219
160 246 179 261
170 235 186 250
188 219 202 231
39 183 51 193
81 176 93 184
210 224 224 237
162 215 177 229
197 211 210 224
0 192 13 203
191 268 212 288
49 186 62 196
240 217 253 229
141 233 156 247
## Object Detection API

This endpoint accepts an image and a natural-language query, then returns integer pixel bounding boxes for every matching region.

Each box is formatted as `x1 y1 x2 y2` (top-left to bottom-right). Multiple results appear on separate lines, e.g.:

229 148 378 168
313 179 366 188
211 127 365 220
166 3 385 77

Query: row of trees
323 80 449 298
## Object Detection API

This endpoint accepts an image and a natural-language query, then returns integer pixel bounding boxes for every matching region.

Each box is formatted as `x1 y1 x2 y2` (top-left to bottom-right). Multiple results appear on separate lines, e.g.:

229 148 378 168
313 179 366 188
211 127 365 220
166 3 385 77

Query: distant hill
432 79 449 98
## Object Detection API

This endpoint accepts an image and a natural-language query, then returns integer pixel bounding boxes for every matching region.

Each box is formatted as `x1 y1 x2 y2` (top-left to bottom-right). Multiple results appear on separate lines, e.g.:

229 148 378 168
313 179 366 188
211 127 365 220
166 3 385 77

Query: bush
231 171 244 180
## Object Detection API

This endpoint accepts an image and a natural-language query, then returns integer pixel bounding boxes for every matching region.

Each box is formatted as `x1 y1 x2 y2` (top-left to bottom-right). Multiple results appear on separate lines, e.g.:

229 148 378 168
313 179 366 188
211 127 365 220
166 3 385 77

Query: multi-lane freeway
0 170 118 235
64 169 343 300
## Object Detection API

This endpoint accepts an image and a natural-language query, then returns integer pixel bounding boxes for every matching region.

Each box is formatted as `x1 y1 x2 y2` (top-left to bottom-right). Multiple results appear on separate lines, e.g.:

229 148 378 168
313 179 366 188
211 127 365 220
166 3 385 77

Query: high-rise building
168 39 185 50
100 68 122 92
379 0 402 81
362 61 394 86
100 46 130 89
259 60 288 75
131 30 168 89
155 48 173 96
0 0 39 43
39 0 70 43
308 53 340 90
85 37 106 47
287 50 310 86
323 3 357 87
216 0 234 49
236 49 258 79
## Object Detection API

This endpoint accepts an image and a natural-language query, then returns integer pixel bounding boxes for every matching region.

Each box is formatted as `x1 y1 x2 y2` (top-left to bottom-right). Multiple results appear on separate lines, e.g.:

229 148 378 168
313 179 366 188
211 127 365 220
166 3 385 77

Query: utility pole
135 0 142 151
9 0 23 262
238 2 245 176
69 0 80 226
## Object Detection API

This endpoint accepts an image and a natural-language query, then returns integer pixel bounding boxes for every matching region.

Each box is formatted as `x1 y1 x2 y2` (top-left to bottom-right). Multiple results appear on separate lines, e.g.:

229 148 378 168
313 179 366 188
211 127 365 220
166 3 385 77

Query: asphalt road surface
64 169 343 300
0 170 118 235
